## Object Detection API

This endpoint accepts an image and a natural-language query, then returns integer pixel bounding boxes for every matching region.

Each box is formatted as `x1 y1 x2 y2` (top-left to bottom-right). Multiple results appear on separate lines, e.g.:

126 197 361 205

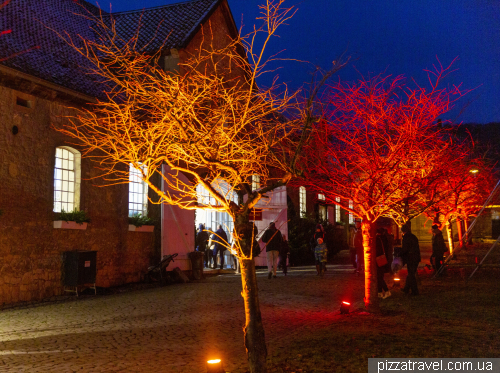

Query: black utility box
62 251 97 286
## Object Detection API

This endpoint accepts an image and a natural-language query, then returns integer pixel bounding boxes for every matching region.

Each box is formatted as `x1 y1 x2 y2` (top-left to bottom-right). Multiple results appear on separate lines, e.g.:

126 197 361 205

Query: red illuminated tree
299 61 470 311
53 1 347 371
423 155 496 253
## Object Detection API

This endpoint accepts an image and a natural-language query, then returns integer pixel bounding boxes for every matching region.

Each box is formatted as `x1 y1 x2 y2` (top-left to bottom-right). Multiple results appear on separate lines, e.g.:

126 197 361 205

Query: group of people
195 224 229 270
197 218 448 297
351 220 448 298
195 221 291 275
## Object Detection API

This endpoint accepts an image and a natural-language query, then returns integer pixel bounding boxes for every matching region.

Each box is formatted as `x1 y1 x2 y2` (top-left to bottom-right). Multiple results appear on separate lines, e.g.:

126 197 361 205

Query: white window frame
299 186 306 218
335 197 341 223
129 163 148 217
53 146 81 213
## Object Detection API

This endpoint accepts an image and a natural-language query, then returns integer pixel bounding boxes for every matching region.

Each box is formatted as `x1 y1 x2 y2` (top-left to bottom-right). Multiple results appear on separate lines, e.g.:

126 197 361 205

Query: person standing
196 224 210 268
314 237 327 276
376 228 391 298
310 224 327 271
211 225 228 270
278 234 290 276
401 223 421 295
431 224 447 273
353 220 364 275
262 222 283 279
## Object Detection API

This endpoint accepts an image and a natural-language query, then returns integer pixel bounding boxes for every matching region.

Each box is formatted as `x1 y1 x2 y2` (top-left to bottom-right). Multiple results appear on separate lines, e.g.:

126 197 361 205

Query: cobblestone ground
0 248 432 373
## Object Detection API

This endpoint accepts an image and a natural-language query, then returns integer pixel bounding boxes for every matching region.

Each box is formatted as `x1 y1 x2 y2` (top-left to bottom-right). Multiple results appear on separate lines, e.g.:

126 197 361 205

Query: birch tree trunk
361 221 379 312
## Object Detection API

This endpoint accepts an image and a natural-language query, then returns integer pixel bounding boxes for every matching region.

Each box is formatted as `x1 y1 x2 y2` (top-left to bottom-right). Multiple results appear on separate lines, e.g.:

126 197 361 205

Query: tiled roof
0 0 221 99
112 0 220 52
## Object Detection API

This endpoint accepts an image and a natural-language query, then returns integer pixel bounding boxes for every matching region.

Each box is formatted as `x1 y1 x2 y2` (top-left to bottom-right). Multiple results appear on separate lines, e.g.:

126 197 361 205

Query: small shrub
59 208 90 225
128 213 155 227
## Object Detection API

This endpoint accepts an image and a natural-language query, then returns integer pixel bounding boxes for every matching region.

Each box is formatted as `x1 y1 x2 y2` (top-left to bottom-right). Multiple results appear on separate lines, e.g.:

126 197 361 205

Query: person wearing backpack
262 222 283 279
401 223 421 296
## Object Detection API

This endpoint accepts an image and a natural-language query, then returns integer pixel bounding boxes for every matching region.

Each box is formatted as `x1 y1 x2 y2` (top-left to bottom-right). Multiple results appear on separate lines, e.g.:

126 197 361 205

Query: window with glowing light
252 175 260 191
195 182 237 244
53 147 81 212
318 193 325 201
318 205 327 221
335 197 341 223
299 186 306 218
129 164 148 217
349 200 354 224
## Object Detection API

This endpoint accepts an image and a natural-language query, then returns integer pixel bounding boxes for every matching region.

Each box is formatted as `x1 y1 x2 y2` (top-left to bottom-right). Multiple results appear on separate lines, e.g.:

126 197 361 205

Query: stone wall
0 85 160 306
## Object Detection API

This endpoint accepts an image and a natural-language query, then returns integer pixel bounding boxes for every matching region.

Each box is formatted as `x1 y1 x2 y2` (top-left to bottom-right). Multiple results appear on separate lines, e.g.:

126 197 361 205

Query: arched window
129 164 148 217
299 186 306 218
53 146 81 212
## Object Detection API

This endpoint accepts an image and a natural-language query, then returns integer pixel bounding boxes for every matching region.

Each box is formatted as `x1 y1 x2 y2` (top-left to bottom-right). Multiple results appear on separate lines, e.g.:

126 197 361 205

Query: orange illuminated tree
298 62 471 311
54 1 347 372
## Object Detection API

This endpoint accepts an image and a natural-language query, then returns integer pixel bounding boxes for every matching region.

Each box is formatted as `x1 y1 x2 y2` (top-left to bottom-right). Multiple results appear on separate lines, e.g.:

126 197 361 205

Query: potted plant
54 208 90 230
128 213 155 232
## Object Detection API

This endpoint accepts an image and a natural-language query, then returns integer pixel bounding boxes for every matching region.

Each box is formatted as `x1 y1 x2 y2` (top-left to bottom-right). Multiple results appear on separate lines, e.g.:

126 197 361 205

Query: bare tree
298 62 472 311
54 1 347 371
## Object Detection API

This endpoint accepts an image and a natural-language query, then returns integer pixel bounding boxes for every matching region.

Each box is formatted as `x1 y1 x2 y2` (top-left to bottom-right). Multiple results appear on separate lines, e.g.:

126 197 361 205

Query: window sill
54 221 88 230
128 224 154 232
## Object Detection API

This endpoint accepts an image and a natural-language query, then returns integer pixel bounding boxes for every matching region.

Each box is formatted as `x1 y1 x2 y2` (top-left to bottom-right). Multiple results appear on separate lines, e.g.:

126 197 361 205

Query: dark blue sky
106 0 500 124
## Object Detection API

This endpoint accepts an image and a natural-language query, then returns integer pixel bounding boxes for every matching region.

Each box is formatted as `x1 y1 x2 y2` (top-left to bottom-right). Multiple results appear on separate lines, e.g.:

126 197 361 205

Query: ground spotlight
207 359 224 373
340 301 350 314
393 277 400 287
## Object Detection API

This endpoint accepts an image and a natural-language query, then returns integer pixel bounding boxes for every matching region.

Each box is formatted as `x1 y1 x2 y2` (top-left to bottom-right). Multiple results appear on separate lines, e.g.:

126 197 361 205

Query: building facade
0 0 239 306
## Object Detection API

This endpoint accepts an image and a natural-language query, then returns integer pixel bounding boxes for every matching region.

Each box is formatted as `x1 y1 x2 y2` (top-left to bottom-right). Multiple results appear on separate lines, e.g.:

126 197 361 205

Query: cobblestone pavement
0 247 432 373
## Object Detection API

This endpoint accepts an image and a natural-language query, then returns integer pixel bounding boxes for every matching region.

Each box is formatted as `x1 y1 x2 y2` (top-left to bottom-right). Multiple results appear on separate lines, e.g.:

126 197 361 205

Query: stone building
0 0 239 306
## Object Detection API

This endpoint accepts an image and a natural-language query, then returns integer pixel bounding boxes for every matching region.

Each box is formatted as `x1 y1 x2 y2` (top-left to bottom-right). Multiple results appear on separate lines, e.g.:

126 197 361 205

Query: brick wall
0 86 160 306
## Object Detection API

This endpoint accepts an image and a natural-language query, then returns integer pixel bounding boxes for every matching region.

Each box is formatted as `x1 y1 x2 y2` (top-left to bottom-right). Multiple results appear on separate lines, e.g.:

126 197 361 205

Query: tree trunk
456 219 463 249
240 258 267 373
464 218 469 246
234 211 268 373
445 220 454 256
361 221 379 312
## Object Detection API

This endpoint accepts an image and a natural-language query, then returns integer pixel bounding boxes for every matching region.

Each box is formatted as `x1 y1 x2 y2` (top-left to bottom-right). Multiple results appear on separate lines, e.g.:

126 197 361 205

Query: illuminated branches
54 1 347 372
299 63 469 311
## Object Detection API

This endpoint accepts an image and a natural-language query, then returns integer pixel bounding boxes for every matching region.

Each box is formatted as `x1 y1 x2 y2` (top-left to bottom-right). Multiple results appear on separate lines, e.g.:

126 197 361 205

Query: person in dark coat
262 222 283 279
211 225 228 270
401 223 421 295
383 228 394 274
376 228 391 298
431 224 447 272
278 234 290 275
196 223 210 267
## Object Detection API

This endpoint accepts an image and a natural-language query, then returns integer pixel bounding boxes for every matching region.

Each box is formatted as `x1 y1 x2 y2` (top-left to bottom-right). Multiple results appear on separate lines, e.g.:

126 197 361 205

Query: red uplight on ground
340 301 350 314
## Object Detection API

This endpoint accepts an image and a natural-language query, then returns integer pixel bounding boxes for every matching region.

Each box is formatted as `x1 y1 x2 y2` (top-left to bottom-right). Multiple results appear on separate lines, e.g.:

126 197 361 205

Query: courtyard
0 245 499 373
